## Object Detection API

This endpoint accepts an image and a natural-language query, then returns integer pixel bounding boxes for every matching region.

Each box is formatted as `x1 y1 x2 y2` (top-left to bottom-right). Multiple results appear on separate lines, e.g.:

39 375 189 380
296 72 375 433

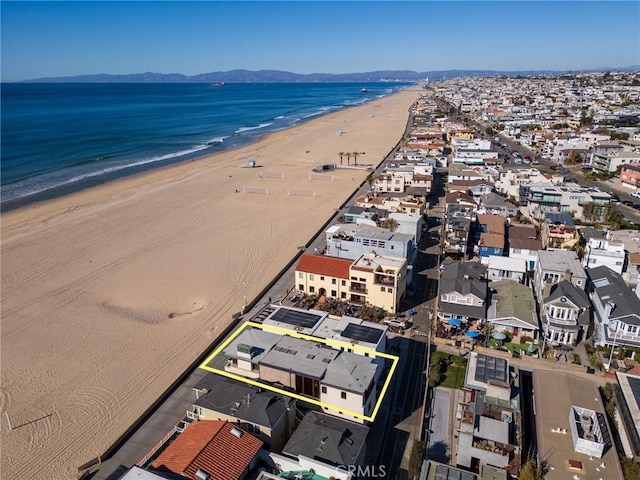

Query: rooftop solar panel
341 323 384 344
474 354 508 385
269 308 322 329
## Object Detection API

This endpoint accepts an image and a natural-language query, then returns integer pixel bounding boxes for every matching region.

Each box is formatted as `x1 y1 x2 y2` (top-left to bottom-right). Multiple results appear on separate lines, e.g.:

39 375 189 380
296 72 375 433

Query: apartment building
295 252 407 314
619 163 640 194
526 184 612 222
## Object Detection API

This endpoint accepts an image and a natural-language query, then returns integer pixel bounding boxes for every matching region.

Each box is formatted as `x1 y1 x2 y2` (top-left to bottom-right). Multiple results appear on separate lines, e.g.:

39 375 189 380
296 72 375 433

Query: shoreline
1 83 413 212
0 86 422 479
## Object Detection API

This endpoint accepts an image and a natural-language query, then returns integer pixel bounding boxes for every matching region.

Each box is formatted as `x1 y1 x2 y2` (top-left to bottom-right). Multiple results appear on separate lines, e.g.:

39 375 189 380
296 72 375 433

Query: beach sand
0 87 422 479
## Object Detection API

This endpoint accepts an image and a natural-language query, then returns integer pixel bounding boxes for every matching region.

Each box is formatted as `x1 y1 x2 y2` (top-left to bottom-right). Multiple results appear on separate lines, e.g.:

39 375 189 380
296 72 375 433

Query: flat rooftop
532 370 623 480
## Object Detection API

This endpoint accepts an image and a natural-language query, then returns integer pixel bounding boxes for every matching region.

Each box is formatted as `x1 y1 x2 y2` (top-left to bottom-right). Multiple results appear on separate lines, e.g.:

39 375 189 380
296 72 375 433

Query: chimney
543 279 553 300
563 269 572 282
604 301 615 320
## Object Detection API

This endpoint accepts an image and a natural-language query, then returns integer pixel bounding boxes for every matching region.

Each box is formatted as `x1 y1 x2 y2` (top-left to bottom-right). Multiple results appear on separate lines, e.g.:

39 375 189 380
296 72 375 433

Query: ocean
1 82 412 209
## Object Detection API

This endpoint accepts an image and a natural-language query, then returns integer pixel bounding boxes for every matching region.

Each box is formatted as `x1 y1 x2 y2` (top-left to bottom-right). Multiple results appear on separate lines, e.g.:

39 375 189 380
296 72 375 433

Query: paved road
427 387 451 463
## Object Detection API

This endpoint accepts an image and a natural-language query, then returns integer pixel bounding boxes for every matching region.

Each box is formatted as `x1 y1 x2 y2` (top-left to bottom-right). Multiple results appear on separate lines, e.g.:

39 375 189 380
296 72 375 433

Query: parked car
622 200 634 206
384 318 407 329
632 191 640 199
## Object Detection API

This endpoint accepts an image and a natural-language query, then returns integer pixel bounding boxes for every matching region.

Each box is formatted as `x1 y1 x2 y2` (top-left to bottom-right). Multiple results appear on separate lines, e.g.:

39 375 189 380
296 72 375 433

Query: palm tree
345 152 352 166
352 151 364 166
338 151 345 165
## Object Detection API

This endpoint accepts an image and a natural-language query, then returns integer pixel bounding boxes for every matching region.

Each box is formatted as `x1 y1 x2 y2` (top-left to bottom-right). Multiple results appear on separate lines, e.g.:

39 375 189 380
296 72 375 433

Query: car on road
622 200 634 206
384 318 407 329
632 191 640 199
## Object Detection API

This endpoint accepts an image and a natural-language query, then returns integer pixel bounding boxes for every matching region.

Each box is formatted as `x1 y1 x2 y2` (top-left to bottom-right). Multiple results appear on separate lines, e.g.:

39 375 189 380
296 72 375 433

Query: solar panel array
269 308 322 329
341 323 384 344
474 354 508 385
434 464 477 480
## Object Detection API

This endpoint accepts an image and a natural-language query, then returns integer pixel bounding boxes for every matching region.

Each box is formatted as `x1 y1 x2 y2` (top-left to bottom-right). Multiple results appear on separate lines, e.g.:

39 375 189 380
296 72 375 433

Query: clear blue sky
1 1 639 82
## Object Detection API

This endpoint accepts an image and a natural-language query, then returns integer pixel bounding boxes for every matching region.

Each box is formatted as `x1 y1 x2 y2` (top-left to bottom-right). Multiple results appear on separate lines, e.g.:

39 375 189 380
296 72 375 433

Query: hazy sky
1 1 639 82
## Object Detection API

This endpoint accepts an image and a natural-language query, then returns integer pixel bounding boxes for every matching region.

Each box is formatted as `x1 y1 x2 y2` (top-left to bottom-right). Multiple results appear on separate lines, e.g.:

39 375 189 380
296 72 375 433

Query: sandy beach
0 86 421 479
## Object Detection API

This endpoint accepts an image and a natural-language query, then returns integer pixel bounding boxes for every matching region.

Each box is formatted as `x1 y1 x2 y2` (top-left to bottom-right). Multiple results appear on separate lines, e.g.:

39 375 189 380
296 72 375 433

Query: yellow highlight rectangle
199 320 399 422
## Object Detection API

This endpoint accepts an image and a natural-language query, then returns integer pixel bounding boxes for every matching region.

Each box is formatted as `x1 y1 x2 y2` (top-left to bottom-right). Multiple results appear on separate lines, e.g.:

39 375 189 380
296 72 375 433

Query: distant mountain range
20 66 640 83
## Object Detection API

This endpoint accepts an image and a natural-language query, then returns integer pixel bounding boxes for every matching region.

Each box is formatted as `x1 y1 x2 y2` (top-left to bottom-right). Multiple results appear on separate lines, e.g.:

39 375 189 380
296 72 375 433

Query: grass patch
441 364 466 389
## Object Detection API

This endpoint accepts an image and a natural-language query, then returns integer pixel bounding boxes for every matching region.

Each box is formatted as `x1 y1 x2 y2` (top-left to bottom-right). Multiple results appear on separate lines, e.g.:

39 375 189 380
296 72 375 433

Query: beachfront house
295 254 352 300
324 224 416 269
295 251 407 314
222 327 379 423
188 374 296 452
261 306 388 381
270 411 369 476
150 420 263 480
540 279 591 346
438 261 488 326
588 266 640 350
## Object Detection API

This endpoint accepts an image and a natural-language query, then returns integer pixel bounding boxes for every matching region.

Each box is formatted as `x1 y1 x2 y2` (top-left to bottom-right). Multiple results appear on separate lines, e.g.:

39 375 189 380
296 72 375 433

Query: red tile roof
296 253 352 279
151 421 262 480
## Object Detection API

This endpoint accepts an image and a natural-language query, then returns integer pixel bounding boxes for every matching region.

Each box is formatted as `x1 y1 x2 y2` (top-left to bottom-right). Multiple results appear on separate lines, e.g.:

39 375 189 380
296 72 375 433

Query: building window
341 391 347 399
309 286 315 293
299 284 304 291
309 274 314 281
341 292 347 299
331 290 337 297
332 278 337 285
442 294 448 301
388 288 393 293
342 280 346 286
628 325 638 334
320 276 325 281
321 386 327 394
381 287 386 292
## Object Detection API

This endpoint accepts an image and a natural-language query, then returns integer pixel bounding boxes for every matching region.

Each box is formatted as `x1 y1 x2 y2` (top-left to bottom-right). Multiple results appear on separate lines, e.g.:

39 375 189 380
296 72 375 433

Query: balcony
350 283 367 294
375 275 395 286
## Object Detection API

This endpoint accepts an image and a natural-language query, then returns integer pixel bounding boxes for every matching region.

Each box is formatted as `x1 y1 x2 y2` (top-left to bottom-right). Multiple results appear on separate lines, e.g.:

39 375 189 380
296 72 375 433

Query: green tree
581 202 598 223
519 459 542 480
408 440 426 479
366 173 375 188
621 455 640 480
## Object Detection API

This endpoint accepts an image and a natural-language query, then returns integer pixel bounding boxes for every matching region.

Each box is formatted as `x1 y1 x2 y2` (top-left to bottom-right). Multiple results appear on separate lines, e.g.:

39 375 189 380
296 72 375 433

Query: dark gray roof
438 301 487 320
441 261 486 281
440 262 487 306
193 374 294 429
588 266 640 325
545 280 591 310
580 226 607 242
282 411 369 467
481 192 517 209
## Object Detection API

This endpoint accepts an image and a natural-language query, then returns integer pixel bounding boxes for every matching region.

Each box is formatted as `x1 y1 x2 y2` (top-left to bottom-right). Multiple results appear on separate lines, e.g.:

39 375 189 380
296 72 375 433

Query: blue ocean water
1 82 411 207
